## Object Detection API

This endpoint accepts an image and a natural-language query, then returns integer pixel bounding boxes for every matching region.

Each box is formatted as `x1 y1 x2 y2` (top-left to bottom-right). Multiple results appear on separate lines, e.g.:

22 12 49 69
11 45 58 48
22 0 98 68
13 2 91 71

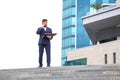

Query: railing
98 5 116 11
86 4 120 16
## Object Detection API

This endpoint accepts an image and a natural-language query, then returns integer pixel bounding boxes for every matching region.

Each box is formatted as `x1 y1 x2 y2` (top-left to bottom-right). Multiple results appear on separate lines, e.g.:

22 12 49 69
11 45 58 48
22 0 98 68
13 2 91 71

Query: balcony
82 4 120 44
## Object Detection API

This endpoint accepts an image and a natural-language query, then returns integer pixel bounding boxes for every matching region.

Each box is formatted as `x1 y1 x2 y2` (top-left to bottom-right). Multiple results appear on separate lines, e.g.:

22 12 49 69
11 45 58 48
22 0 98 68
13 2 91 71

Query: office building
62 0 91 65
67 2 120 65
62 0 116 65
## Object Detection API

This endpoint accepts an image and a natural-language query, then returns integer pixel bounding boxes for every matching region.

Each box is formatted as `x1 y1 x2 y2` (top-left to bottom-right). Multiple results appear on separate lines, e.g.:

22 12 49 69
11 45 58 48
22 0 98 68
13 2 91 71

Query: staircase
0 65 120 80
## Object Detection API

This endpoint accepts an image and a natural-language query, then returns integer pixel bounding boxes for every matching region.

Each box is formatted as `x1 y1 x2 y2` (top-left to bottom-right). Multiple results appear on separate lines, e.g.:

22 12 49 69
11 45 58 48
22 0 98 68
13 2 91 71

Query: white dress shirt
43 27 47 31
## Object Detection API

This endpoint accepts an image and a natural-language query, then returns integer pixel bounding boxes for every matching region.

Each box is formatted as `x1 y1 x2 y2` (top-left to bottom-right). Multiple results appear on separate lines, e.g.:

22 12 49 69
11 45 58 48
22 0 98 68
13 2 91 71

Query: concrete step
0 65 120 80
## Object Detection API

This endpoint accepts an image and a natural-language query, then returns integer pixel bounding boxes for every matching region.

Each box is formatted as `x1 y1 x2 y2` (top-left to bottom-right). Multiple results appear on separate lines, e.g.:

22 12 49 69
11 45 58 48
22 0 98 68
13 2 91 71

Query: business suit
36 27 52 67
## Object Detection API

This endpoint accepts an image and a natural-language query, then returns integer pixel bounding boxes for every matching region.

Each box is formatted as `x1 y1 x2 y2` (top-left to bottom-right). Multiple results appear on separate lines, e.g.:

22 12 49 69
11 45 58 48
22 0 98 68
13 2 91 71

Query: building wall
62 0 116 66
67 40 120 65
62 0 91 65
116 0 120 3
62 0 76 65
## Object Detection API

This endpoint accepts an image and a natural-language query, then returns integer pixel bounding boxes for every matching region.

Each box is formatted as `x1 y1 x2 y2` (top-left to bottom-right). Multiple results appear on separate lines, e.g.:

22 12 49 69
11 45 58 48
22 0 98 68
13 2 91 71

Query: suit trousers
39 43 51 66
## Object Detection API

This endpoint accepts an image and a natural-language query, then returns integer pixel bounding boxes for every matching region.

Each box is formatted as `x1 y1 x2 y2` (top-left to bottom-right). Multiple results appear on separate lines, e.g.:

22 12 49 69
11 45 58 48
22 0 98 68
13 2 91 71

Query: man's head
42 19 48 27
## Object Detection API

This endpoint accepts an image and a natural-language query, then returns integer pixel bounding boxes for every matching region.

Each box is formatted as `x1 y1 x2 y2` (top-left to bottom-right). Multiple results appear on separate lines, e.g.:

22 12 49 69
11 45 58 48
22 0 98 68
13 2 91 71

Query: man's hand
41 27 44 29
46 35 52 39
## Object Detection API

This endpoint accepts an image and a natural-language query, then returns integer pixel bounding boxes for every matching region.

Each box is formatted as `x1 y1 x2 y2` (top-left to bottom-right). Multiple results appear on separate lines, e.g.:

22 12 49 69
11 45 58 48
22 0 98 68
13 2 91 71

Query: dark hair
42 19 48 22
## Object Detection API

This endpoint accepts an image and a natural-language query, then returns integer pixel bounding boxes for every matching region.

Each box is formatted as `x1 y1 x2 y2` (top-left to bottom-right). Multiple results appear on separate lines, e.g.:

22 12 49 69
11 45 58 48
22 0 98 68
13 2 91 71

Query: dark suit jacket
36 27 52 45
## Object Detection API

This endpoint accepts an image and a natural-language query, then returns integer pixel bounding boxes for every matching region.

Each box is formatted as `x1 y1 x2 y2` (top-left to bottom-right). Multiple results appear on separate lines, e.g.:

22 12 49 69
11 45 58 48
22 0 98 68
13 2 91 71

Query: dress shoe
47 65 50 67
38 64 43 68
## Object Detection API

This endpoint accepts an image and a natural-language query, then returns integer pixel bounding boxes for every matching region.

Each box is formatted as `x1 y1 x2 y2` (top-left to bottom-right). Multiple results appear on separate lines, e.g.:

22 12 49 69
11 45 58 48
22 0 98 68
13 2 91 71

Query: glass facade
103 0 116 3
62 0 116 66
62 0 91 65
76 0 91 48
90 0 116 4
72 58 87 65
64 58 87 66
62 0 76 65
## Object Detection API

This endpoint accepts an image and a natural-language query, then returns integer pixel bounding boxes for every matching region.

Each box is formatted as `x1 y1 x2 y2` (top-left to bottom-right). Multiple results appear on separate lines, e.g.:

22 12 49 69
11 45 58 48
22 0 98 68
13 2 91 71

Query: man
36 19 52 67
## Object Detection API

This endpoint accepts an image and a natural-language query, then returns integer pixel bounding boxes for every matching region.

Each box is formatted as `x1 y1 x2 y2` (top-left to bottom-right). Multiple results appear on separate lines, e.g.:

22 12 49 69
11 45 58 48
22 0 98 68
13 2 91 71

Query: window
71 0 75 5
72 58 87 65
113 53 116 64
63 7 76 18
105 54 107 64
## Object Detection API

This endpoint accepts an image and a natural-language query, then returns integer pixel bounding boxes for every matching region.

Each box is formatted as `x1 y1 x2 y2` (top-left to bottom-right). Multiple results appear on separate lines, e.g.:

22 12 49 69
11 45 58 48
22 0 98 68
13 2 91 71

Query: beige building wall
67 40 120 65
116 0 120 3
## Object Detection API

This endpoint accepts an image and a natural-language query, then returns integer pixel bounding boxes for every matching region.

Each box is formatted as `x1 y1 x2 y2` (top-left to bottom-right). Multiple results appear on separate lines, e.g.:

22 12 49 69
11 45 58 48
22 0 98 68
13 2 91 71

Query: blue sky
0 0 62 69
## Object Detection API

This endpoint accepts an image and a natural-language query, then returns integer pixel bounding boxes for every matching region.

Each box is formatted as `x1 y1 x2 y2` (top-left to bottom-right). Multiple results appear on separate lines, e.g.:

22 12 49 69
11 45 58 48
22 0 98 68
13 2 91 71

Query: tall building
67 3 120 65
62 0 116 66
62 0 91 65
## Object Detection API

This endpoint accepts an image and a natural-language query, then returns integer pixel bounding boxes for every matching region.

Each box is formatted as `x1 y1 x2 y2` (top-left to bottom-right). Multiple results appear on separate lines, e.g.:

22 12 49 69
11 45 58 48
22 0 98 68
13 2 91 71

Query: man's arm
50 29 53 39
36 27 44 34
49 28 52 34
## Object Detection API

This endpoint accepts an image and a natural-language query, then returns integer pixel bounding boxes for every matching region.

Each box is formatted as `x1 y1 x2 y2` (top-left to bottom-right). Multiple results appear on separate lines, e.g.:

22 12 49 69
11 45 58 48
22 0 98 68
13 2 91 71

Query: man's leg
39 44 44 67
45 43 51 67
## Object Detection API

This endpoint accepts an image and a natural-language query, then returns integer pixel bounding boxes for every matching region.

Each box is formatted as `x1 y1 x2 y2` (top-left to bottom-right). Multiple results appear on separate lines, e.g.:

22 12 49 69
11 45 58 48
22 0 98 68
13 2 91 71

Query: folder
44 33 57 36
